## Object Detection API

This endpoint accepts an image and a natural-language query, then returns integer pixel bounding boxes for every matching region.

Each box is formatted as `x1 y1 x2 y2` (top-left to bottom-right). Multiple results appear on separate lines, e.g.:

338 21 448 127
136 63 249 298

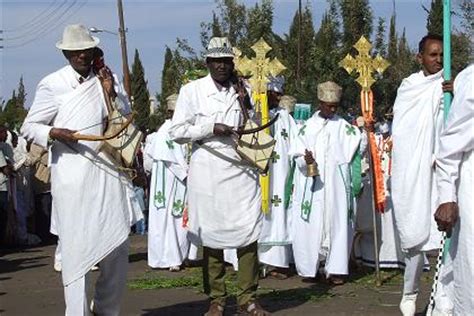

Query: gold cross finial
339 36 390 91
235 38 286 94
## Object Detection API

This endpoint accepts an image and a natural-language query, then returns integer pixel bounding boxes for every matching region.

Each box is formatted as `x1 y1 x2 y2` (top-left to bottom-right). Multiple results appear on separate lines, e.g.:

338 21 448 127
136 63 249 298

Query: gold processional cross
339 35 390 287
234 38 286 95
339 36 390 92
234 38 286 214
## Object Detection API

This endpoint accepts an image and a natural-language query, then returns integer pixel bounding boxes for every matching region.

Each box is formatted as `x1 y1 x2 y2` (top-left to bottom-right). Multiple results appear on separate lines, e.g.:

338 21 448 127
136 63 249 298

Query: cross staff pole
235 38 286 213
426 1 452 314
339 36 390 287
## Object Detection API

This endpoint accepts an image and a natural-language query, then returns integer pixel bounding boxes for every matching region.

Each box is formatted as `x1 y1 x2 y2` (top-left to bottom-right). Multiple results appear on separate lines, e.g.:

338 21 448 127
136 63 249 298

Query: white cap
205 37 234 58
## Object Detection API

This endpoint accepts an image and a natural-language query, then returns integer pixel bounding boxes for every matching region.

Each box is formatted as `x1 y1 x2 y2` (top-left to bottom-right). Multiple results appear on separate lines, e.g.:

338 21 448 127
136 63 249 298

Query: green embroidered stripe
284 160 296 209
351 150 362 197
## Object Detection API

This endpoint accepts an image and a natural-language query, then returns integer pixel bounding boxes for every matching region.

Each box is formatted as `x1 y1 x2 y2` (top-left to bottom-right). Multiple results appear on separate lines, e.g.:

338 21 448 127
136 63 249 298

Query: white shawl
392 70 443 250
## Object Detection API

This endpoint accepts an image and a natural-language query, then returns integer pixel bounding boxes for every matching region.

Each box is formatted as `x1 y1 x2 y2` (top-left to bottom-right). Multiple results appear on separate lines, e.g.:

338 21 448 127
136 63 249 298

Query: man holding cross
169 37 270 316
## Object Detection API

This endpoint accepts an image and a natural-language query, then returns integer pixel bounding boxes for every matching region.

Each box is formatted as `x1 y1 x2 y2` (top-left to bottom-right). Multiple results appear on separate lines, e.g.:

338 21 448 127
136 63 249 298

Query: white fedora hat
205 37 234 58
56 24 100 51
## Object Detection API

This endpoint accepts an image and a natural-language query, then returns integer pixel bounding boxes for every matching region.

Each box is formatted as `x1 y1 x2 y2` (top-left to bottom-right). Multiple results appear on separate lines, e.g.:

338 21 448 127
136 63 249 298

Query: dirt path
0 235 433 315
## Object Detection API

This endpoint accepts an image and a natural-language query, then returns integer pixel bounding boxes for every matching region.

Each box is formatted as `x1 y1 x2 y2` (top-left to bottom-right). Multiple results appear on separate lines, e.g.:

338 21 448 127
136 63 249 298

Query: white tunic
169 74 262 249
147 120 191 268
392 70 444 251
436 64 474 316
258 107 297 268
21 65 137 286
290 112 361 277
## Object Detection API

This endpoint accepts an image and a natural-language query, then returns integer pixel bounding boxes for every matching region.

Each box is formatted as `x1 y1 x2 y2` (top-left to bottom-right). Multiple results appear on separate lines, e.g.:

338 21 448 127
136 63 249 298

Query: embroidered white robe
290 112 361 277
147 119 191 268
258 107 297 268
21 65 139 286
169 74 262 249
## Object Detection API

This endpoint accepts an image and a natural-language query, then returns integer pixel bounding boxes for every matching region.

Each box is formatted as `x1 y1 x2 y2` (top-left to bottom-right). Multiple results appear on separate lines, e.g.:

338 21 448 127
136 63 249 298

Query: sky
0 0 465 106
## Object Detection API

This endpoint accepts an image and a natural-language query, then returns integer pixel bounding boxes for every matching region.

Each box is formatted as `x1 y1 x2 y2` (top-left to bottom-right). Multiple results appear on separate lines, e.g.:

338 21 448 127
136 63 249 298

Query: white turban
317 81 342 103
279 95 296 113
267 76 285 94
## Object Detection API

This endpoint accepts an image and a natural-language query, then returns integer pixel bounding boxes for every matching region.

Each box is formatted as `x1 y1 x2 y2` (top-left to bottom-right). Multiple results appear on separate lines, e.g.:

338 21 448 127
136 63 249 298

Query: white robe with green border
147 119 191 268
258 107 297 268
290 112 361 277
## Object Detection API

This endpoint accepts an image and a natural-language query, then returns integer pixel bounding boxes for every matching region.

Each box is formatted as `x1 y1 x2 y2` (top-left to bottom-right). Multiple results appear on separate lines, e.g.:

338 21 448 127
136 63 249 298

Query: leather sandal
238 301 271 316
204 302 224 316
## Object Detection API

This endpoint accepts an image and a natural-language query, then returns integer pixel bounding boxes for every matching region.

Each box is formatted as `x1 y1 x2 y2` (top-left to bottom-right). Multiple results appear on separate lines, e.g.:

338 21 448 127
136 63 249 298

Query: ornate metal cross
339 36 390 91
235 38 286 94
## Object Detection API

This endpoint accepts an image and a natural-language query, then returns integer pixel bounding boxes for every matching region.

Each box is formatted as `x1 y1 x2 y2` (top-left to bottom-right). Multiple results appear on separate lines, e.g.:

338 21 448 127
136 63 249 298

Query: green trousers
203 241 259 306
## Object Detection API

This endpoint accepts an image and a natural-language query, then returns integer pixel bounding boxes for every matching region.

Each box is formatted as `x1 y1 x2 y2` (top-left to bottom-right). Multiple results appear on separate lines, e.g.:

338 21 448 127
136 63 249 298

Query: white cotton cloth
147 120 191 268
21 65 139 286
258 107 297 268
436 64 474 316
169 74 262 249
290 112 361 277
392 70 444 251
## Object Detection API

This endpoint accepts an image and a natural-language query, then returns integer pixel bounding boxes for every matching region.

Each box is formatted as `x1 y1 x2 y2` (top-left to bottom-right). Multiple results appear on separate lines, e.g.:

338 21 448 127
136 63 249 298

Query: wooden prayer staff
339 36 390 286
427 1 452 314
235 38 286 214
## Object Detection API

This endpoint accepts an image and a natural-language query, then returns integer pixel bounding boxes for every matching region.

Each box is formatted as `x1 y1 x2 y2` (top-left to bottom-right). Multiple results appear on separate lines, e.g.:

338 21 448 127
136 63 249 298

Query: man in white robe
435 64 473 316
391 34 454 315
259 78 297 278
169 37 269 316
21 24 139 315
290 81 361 284
146 94 192 271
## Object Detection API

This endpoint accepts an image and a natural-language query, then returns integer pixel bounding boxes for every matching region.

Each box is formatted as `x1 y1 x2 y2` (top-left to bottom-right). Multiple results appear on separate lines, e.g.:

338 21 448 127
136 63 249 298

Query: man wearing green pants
169 37 270 316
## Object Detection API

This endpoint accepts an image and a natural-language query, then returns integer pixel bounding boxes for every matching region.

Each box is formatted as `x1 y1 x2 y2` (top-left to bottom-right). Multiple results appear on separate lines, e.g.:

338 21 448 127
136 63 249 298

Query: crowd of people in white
1 25 472 316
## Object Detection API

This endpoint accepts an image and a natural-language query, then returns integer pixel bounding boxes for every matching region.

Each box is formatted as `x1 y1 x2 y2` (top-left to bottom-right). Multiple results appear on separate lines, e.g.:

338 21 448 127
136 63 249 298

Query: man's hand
442 80 454 94
434 202 459 237
98 67 117 99
49 128 78 143
1 164 14 177
213 123 236 136
304 149 315 165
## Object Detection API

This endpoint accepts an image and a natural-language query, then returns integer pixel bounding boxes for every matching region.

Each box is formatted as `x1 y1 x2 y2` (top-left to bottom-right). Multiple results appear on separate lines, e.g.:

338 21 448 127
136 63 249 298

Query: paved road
0 235 432 315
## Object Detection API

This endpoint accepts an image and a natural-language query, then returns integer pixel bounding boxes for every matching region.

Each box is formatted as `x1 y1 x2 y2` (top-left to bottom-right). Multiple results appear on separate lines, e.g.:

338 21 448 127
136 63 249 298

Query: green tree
387 13 398 63
160 47 178 106
246 0 274 45
17 76 27 109
337 0 373 112
130 49 151 132
312 1 342 85
374 17 387 57
338 0 373 52
425 0 443 36
459 0 473 37
283 4 316 102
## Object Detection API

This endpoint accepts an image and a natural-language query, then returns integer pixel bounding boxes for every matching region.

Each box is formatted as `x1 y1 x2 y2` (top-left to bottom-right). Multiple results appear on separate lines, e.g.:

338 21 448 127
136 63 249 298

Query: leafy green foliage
0 79 28 129
131 49 151 132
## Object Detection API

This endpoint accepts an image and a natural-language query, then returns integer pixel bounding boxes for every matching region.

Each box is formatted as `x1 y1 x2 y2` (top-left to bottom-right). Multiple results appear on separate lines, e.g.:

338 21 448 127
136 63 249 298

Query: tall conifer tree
131 49 151 132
